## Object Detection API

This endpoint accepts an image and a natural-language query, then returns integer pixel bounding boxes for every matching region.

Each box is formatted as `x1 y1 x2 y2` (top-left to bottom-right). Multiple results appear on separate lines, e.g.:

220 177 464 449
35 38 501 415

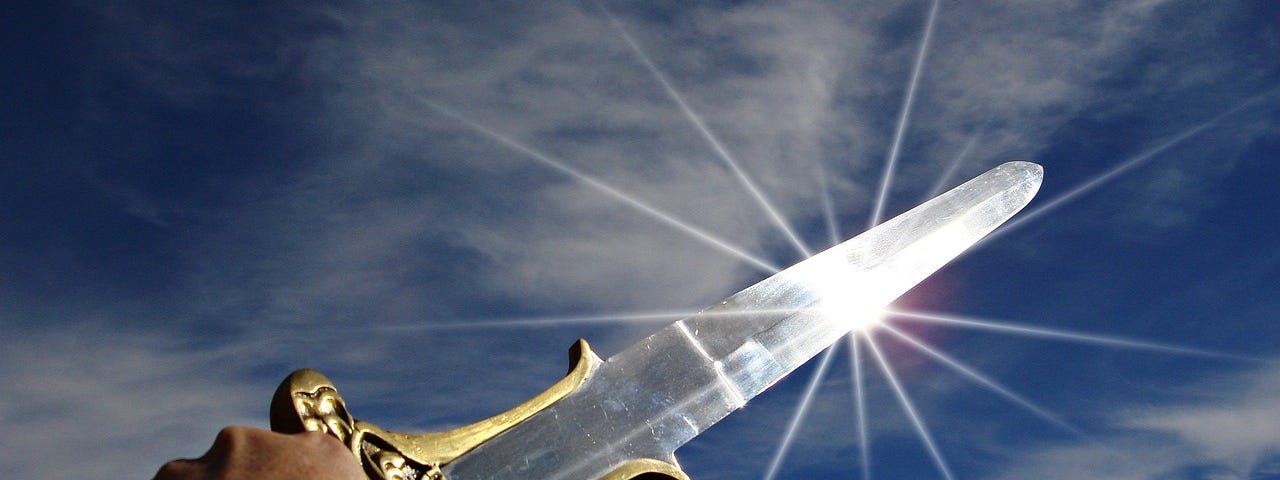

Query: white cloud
984 360 1280 480
102 0 1265 332
1124 365 1280 464
10 2 1276 479
0 326 261 479
73 1 1273 322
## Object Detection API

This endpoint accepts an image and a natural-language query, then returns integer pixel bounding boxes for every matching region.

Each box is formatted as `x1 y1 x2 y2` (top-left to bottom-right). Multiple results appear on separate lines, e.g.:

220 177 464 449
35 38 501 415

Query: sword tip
1002 160 1043 182
996 161 1044 200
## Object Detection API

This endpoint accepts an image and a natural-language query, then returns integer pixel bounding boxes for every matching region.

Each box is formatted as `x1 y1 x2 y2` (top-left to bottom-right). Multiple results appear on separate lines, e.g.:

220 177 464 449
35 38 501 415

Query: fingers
154 426 364 480
152 425 253 480
153 458 200 480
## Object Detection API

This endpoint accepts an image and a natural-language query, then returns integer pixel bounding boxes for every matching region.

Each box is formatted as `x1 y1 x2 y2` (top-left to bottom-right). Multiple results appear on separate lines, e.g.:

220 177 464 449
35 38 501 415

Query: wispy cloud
984 360 1280 480
4 1 1277 479
0 326 260 479
1124 363 1280 464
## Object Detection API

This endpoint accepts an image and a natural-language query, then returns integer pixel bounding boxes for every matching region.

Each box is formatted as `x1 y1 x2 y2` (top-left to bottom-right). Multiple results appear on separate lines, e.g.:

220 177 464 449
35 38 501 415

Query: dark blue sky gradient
2 2 1278 479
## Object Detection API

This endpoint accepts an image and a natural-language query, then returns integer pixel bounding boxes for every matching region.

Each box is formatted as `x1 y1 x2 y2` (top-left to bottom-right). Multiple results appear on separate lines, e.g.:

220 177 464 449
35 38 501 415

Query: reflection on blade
444 161 1044 480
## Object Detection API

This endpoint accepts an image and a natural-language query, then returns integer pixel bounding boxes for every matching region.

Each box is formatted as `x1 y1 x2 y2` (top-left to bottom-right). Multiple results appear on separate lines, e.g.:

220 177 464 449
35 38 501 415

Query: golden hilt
270 339 689 480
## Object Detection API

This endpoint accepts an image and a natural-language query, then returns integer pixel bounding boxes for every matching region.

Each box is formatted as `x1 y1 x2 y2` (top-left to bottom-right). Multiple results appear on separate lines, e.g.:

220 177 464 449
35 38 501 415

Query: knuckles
153 459 197 480
154 427 361 480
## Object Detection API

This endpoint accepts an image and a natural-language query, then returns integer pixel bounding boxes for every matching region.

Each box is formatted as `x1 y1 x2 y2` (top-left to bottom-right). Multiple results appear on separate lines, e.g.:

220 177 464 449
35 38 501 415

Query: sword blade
445 161 1043 480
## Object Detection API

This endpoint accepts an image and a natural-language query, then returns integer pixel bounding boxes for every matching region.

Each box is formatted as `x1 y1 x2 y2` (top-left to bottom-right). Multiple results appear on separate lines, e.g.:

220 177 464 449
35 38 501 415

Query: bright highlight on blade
416 97 779 273
808 265 891 332
799 160 1044 335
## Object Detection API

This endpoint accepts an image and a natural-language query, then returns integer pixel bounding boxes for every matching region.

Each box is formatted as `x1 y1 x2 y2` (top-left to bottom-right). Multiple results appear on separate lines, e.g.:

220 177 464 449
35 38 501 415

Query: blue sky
2 1 1278 479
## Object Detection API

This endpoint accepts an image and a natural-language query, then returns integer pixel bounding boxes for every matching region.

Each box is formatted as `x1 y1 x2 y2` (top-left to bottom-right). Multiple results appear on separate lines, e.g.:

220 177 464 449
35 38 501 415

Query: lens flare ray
816 162 841 248
888 308 1258 362
598 3 812 258
869 0 941 228
880 324 1087 438
763 345 840 480
848 335 871 480
416 97 779 273
377 310 700 332
366 307 812 332
924 131 981 201
981 86 1280 246
863 330 955 480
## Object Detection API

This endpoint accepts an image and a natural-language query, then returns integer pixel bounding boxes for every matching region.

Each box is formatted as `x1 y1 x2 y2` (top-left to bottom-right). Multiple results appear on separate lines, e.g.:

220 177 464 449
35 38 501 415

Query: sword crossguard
270 339 689 480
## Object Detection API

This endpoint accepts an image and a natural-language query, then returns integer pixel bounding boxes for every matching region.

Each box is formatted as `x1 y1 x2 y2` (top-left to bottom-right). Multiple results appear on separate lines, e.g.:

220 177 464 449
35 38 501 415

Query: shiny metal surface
444 161 1043 480
270 341 605 479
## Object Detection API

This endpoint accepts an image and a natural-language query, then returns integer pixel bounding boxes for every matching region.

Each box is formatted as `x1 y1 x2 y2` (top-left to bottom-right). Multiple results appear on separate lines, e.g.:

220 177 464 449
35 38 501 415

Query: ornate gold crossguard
269 339 689 480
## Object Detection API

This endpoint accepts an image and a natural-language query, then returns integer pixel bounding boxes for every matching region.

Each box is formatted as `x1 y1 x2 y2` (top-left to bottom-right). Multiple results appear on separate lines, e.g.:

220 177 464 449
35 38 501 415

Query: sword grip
269 339 689 480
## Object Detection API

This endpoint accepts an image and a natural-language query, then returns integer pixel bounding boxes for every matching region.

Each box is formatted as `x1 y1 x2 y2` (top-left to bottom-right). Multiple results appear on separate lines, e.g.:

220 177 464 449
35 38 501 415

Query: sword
271 161 1043 480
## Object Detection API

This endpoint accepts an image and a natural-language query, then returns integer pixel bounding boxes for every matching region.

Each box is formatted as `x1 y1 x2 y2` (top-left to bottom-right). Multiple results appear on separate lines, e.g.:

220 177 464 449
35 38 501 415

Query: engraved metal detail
270 339 660 479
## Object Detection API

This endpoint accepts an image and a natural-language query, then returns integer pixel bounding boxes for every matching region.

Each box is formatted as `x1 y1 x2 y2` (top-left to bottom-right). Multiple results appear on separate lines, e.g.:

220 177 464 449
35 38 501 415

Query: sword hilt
269 339 689 480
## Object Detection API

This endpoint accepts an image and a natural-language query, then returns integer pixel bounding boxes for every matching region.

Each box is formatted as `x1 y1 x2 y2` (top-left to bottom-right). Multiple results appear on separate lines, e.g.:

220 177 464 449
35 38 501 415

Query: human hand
154 426 364 480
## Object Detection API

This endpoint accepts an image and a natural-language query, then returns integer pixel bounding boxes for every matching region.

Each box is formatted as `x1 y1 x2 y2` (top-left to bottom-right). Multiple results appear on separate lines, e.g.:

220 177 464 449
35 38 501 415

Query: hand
154 426 365 480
